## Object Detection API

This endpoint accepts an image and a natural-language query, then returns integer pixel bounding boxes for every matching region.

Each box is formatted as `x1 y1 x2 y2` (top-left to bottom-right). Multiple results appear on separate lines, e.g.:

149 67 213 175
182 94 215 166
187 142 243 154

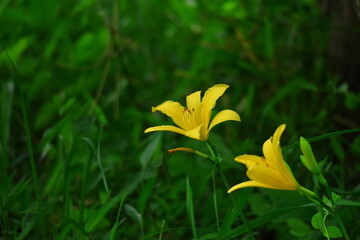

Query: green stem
322 212 330 240
298 186 332 213
20 93 40 208
206 142 256 240
217 166 255 240
334 211 350 240
212 170 220 232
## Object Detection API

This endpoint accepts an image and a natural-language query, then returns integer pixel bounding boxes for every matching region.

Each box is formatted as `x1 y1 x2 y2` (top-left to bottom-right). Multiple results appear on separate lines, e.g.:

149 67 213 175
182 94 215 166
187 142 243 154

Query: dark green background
1 0 359 239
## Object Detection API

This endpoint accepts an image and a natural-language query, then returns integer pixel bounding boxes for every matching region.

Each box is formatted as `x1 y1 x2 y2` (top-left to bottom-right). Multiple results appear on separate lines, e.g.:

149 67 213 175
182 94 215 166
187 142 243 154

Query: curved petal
272 124 286 150
144 125 186 136
228 180 277 193
247 166 298 190
262 138 277 168
152 101 185 129
282 162 300 188
271 124 291 180
208 109 240 131
186 91 201 123
184 124 203 141
200 84 229 128
272 124 286 162
235 154 264 168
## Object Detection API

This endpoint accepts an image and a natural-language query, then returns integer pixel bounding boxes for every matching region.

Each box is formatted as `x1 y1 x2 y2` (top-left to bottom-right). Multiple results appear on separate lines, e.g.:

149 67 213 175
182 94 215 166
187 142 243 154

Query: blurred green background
1 0 360 239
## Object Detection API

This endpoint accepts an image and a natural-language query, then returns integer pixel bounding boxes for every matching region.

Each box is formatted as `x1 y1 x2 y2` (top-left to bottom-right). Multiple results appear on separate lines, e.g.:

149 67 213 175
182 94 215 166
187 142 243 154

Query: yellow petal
201 84 229 127
272 124 286 161
228 180 276 193
152 101 185 129
186 91 201 123
270 124 291 181
184 124 203 140
144 125 187 136
234 154 264 168
272 124 286 150
208 109 240 131
247 166 298 190
262 138 277 167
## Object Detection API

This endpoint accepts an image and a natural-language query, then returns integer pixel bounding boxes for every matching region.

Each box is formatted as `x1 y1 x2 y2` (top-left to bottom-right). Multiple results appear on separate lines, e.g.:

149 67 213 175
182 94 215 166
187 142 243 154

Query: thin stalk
217 165 255 240
20 94 40 208
79 138 94 224
212 170 220 232
298 186 331 213
334 211 350 240
206 143 256 240
322 212 330 240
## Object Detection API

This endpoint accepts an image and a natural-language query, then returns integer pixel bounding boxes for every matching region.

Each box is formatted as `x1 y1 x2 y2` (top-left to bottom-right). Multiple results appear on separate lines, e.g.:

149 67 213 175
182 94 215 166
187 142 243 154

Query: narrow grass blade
96 126 109 195
79 137 94 224
124 204 143 235
186 176 197 239
284 128 360 151
0 81 14 173
109 193 127 240
137 177 156 214
85 192 125 232
214 203 315 240
158 220 165 240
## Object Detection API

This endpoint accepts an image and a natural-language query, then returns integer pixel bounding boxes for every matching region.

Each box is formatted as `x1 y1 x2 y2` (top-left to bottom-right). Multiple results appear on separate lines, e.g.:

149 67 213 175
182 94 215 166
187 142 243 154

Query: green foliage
1 0 360 239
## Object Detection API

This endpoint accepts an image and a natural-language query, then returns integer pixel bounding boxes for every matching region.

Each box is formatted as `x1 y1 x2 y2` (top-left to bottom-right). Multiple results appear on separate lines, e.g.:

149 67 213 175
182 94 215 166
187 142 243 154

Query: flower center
183 107 198 130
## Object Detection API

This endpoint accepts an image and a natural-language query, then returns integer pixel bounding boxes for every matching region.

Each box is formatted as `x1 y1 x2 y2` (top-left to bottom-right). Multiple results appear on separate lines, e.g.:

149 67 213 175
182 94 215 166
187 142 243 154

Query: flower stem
334 211 350 240
206 142 256 240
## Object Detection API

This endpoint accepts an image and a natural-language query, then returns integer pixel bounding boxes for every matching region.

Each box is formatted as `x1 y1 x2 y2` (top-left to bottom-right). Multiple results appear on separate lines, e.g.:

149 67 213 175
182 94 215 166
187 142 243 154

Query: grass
1 0 360 239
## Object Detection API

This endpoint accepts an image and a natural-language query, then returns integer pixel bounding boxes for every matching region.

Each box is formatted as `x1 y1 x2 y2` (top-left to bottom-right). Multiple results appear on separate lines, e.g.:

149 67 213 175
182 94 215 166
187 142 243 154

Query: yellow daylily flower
145 84 240 141
228 124 300 193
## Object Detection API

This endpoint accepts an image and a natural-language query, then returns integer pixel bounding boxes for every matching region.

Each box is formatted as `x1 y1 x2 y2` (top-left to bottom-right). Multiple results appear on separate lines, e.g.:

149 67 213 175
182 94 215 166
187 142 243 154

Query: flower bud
300 137 321 175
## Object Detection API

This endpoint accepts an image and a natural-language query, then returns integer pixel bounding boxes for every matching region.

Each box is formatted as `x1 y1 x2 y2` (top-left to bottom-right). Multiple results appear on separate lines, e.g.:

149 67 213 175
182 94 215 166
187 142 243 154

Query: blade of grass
109 192 128 240
124 204 144 235
0 81 14 174
79 137 95 224
140 227 216 240
284 128 360 151
2 42 41 212
213 203 315 240
85 192 125 232
58 218 89 239
158 219 165 240
97 125 109 196
186 176 197 239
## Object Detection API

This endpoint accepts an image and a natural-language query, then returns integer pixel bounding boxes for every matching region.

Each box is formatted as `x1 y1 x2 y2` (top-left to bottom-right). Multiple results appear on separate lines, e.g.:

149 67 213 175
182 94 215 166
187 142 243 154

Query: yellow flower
145 84 240 141
228 124 300 193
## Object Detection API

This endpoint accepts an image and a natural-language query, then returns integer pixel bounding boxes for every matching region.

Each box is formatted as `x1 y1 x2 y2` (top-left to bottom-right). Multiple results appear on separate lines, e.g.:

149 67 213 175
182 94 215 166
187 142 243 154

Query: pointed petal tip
214 83 229 89
208 110 241 131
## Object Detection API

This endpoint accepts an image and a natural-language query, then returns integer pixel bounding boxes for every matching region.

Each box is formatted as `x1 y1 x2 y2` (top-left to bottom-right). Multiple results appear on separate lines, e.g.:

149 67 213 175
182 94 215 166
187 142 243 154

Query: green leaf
85 193 125 232
287 218 311 237
284 128 360 150
209 203 315 240
0 81 14 171
331 193 342 204
186 176 197 239
337 199 360 207
109 193 127 240
248 193 271 216
325 226 343 238
140 133 162 169
124 204 143 227
311 212 324 230
137 177 156 214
